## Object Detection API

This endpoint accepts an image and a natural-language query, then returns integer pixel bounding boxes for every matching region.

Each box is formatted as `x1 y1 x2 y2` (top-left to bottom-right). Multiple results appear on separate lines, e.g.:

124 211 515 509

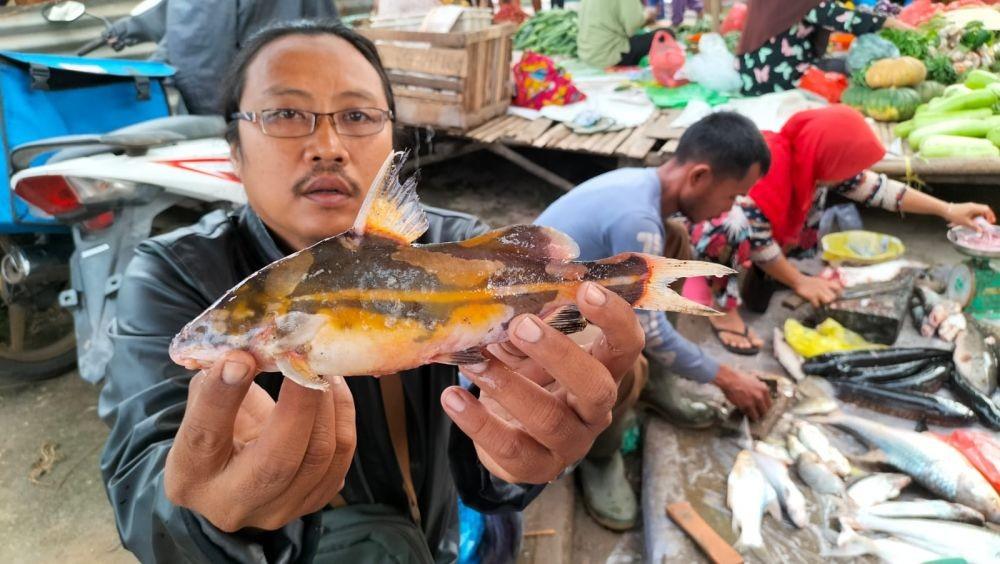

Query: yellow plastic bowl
821 230 905 265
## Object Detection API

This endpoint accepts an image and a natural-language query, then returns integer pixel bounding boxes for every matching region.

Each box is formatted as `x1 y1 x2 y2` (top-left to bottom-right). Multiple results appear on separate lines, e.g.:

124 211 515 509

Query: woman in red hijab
689 106 996 354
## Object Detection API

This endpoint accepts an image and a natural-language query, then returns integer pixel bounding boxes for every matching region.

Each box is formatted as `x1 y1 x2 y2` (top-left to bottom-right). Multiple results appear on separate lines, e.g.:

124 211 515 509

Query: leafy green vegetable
879 28 934 60
924 54 959 85
961 21 995 51
513 9 579 58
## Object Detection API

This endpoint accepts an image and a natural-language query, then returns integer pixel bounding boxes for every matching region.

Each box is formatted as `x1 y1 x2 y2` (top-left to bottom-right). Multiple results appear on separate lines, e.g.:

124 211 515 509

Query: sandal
710 323 760 356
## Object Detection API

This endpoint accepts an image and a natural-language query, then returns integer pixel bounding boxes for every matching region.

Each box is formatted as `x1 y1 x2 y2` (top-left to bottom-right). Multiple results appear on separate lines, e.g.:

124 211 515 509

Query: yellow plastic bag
783 318 885 358
821 230 905 265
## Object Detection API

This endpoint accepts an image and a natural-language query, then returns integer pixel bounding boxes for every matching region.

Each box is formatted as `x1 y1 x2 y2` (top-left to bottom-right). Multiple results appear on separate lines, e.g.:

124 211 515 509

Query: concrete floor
0 147 996 563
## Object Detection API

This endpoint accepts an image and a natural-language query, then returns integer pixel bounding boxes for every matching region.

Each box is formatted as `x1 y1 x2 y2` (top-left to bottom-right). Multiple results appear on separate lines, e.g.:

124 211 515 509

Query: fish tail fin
584 253 732 316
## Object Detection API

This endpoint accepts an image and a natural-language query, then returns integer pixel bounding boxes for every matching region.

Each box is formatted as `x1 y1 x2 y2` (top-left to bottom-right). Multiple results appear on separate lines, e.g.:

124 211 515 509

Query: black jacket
98 206 544 563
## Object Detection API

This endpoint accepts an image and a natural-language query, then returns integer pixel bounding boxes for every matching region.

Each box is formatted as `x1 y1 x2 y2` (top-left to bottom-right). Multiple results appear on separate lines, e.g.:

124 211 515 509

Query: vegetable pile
513 9 578 58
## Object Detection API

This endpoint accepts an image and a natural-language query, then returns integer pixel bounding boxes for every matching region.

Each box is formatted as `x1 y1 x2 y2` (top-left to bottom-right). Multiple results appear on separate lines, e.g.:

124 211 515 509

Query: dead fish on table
846 472 912 508
751 450 809 528
831 379 977 427
818 413 1000 524
795 420 852 477
953 319 998 396
794 451 845 496
861 499 986 525
169 152 731 388
848 513 1000 564
948 367 1000 430
727 450 780 551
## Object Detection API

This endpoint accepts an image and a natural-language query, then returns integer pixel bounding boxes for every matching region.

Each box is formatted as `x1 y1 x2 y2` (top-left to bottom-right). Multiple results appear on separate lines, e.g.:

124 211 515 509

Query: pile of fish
798 339 1000 430
725 413 1000 563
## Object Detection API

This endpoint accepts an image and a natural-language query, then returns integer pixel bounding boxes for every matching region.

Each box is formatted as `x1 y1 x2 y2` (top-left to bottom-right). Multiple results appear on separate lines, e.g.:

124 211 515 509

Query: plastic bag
818 203 863 239
798 66 849 103
677 33 741 93
649 30 687 88
784 318 884 358
512 51 586 109
720 2 747 34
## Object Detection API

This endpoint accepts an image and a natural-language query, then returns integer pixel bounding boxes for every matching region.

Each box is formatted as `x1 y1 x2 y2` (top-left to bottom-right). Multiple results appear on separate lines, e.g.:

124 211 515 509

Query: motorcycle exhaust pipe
1 244 72 286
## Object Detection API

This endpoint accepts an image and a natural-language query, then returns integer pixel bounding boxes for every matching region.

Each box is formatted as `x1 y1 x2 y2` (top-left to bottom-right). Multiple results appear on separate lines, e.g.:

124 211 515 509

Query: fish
773 328 806 382
750 450 809 528
168 152 732 388
833 522 943 564
937 429 1000 493
795 451 845 496
754 441 794 466
953 320 999 396
846 473 912 508
861 500 986 525
948 368 1000 430
849 513 1000 564
802 348 952 377
795 420 852 477
842 358 935 382
786 434 810 462
793 376 839 416
831 379 977 427
792 396 839 416
727 450 780 551
819 414 1000 524
877 362 951 394
833 259 928 288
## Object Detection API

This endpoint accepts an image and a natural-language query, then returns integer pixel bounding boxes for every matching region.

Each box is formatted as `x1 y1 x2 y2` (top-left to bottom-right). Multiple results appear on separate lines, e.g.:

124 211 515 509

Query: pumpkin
841 85 873 109
863 87 922 122
865 57 928 88
914 80 947 103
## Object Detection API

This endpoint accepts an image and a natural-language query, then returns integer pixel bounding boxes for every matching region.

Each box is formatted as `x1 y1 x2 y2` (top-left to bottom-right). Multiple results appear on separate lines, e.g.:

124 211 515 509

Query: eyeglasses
231 107 395 138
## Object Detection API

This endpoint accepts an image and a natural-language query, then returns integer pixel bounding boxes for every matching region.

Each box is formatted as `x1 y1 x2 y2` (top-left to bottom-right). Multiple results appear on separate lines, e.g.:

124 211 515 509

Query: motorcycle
0 1 241 383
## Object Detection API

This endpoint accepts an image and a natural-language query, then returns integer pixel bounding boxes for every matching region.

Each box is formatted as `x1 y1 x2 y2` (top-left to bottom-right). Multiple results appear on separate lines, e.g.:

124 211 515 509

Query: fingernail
463 362 487 374
514 316 543 343
443 389 466 412
222 361 250 385
585 282 607 306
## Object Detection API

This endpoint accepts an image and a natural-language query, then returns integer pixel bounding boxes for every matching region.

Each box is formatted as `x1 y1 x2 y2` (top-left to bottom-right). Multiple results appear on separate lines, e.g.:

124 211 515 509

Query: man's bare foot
709 308 763 350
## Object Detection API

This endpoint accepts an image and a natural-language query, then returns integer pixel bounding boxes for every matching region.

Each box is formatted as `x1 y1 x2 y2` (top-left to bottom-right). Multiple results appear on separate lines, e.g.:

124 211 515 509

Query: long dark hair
218 19 395 146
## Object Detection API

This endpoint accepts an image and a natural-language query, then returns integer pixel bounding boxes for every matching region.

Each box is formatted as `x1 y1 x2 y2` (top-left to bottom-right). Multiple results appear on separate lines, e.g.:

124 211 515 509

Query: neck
657 160 683 217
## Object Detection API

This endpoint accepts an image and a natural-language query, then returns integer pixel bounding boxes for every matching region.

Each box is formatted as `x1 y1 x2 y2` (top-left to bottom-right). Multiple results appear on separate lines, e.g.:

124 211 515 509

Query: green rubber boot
638 360 722 429
578 451 637 531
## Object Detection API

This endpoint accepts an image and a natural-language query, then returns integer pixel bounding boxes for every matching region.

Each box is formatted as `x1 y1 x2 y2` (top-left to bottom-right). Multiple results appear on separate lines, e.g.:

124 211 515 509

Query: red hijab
748 106 885 246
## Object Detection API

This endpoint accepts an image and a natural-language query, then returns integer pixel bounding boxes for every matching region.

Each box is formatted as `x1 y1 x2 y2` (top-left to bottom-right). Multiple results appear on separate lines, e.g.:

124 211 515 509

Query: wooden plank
377 43 469 77
667 502 743 564
386 71 462 92
360 23 517 49
394 85 461 103
510 118 553 144
483 116 526 143
556 132 583 151
533 123 571 147
596 128 634 155
642 113 674 140
622 130 658 159
496 117 528 142
467 115 507 139
659 138 680 155
471 115 517 141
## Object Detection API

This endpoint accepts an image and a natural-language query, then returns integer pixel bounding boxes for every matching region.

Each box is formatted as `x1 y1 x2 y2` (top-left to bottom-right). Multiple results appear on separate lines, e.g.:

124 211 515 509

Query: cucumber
927 89 999 113
908 116 1000 150
919 135 1000 158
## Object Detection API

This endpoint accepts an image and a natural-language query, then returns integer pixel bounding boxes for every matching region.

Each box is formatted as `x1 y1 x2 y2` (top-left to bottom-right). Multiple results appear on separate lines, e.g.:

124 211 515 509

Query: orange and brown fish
169 151 732 389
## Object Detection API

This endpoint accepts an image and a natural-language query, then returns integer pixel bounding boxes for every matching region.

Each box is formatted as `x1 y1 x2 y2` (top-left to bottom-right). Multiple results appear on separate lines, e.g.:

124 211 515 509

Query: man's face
678 162 763 222
231 34 394 251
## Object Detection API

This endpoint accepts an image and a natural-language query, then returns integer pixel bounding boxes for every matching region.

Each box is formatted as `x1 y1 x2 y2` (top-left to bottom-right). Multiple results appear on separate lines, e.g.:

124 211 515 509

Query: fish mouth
298 174 358 208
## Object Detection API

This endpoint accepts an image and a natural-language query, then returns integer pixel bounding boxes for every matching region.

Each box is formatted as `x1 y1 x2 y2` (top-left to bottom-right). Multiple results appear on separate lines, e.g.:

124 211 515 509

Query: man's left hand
441 282 644 484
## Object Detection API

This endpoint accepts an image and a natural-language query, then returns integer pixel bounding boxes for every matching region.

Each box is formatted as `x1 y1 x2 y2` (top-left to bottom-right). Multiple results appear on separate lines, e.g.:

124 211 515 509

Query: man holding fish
96 19 731 562
535 112 775 530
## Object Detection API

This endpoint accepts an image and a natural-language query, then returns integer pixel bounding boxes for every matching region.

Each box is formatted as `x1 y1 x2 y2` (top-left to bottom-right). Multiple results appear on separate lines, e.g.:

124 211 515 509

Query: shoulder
421 205 490 243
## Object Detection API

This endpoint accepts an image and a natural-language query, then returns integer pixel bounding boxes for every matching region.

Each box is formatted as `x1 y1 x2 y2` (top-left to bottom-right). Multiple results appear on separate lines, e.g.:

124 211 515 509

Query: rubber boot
639 360 720 429
578 452 637 531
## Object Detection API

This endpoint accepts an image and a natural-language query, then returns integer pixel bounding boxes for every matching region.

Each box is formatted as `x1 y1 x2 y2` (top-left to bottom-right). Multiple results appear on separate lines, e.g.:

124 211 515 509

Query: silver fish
852 513 1000 564
751 450 809 528
954 319 998 396
796 420 852 477
795 451 845 496
862 499 986 525
822 413 1000 523
727 450 780 551
846 473 912 508
786 434 810 462
834 523 943 564
754 441 793 466
773 328 806 382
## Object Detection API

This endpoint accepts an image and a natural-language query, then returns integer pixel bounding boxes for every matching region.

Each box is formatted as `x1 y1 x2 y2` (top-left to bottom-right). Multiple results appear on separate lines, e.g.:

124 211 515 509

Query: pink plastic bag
649 31 688 88
720 3 747 34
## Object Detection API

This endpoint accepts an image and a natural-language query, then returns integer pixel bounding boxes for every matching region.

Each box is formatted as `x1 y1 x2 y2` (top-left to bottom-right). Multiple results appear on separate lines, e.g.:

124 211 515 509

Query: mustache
292 166 361 197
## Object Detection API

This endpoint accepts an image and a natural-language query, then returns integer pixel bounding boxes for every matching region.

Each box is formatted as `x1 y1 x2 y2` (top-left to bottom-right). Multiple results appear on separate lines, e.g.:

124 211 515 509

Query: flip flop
710 324 760 356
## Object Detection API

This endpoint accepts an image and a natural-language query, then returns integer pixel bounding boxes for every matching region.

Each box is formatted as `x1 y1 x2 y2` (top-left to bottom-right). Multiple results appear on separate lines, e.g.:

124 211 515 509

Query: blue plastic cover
0 52 172 232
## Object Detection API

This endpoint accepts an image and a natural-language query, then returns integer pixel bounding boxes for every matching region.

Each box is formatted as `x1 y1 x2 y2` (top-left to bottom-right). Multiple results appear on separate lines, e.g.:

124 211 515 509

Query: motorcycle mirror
130 0 164 17
41 1 87 23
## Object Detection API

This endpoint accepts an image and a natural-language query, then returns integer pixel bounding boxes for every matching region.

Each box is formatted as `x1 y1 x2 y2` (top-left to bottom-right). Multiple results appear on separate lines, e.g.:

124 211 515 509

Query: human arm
621 0 650 35
805 1 886 35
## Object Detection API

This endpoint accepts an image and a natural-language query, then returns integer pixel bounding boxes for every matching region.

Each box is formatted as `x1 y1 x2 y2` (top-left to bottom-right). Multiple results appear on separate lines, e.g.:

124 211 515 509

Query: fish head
169 308 260 371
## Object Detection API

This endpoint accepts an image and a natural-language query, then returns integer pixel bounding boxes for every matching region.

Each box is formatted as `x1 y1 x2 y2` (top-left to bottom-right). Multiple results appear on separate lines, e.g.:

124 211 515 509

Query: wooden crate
359 23 516 131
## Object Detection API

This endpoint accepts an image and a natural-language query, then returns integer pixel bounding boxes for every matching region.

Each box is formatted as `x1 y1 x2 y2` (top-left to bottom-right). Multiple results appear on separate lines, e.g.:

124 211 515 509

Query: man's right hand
164 351 356 532
713 366 772 421
794 275 843 307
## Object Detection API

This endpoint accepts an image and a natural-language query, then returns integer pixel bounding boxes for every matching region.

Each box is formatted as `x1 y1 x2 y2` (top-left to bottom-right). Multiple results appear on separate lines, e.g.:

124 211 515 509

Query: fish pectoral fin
431 347 488 366
847 449 888 467
456 225 580 261
276 352 328 390
351 150 428 245
544 305 588 335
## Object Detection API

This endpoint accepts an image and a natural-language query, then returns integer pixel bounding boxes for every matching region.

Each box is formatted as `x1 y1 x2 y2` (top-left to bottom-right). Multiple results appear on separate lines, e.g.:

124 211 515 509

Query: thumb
174 350 258 469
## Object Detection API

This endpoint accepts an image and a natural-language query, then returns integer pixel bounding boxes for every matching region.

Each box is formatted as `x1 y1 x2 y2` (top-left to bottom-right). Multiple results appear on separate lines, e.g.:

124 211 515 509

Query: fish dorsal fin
351 151 428 244
457 225 580 261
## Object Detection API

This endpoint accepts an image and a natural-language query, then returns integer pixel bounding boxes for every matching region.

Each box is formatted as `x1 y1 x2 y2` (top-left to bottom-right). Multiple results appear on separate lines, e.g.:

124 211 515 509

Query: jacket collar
238 205 287 266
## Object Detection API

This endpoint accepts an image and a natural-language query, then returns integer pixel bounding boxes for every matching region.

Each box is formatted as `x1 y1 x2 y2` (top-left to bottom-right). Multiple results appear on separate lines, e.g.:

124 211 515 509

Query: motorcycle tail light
13 175 82 216
65 177 139 204
82 211 115 232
